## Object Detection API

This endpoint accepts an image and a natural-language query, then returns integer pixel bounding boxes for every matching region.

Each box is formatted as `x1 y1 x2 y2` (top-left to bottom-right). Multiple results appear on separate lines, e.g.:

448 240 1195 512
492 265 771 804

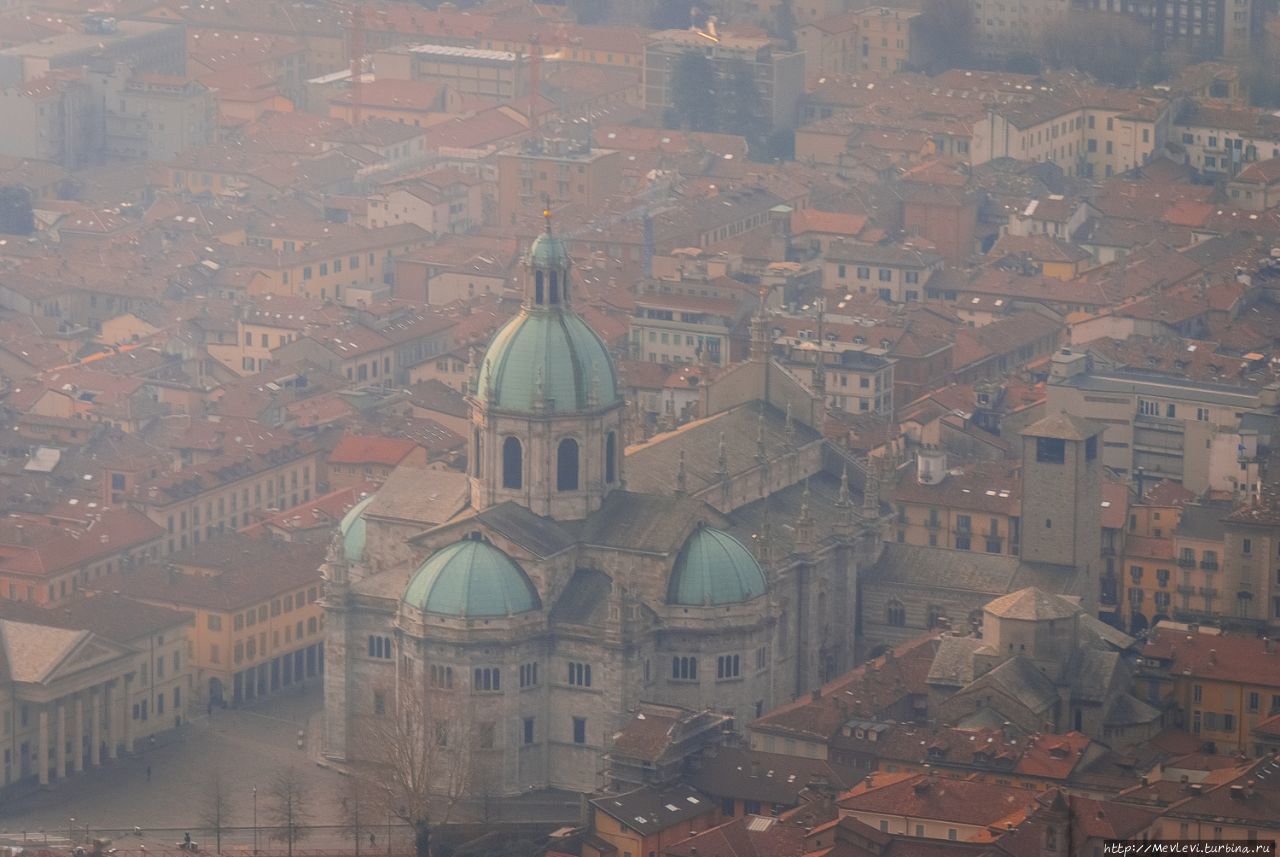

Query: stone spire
715 431 729 480
749 287 771 362
675 450 687 494
862 458 881 519
794 478 815 553
756 412 767 464
784 402 795 449
754 503 773 566
834 463 855 540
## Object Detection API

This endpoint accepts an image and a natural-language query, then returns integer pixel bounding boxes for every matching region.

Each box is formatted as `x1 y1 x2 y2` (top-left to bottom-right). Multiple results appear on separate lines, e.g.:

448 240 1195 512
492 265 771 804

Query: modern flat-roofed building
372 43 525 100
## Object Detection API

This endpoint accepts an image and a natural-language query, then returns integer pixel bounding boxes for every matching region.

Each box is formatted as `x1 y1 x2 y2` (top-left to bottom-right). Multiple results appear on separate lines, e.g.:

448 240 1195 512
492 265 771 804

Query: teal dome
339 494 376 563
476 310 620 413
403 538 541 618
666 527 767 607
529 232 570 270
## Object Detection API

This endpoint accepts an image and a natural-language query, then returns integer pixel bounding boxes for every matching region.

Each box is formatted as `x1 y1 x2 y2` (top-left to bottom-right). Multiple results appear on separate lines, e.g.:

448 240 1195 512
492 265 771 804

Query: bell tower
468 211 626 520
1019 412 1104 614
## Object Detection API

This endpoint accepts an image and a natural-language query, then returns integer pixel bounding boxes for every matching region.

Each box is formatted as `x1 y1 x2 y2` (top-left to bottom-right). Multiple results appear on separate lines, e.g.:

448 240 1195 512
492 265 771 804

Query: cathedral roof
985 587 1080 621
338 494 376 564
666 526 766 607
402 538 541 617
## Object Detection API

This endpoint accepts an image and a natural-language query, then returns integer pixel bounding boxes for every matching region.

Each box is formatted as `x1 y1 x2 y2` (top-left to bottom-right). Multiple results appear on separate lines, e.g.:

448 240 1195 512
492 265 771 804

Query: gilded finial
837 463 851 507
542 192 552 234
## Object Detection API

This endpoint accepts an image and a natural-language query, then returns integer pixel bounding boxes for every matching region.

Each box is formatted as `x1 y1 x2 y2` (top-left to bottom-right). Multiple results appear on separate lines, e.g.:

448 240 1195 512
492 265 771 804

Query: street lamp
252 786 258 856
68 818 74 847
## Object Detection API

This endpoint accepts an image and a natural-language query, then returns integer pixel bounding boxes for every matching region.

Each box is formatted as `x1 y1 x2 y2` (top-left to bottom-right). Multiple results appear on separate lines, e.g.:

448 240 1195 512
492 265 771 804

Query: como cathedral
320 219 883 797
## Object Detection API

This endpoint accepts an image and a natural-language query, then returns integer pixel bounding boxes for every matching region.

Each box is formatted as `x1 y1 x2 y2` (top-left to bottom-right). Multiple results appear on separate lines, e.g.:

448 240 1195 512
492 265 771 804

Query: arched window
557 438 579 491
887 600 905 627
549 270 559 304
605 432 617 484
502 436 523 490
473 428 482 477
534 270 544 305
926 606 945 629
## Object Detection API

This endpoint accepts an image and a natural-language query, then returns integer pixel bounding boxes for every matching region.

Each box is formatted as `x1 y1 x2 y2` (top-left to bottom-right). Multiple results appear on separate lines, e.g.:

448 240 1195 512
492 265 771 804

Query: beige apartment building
982 92 1172 178
824 241 943 303
496 140 623 227
129 439 320 555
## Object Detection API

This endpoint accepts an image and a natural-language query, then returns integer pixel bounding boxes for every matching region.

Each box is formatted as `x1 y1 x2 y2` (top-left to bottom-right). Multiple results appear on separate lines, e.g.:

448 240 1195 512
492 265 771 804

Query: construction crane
526 22 568 142
347 2 367 127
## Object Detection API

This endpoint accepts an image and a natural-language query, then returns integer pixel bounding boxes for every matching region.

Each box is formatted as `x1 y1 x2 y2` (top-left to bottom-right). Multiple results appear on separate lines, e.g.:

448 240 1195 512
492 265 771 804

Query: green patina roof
529 231 571 269
339 494 376 564
476 308 620 413
666 526 767 607
403 538 541 618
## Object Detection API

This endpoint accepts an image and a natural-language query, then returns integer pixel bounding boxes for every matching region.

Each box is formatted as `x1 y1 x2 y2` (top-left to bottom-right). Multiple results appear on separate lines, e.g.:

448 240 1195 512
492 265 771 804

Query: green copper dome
403 538 541 618
476 309 620 413
529 231 570 270
666 527 767 607
339 494 376 564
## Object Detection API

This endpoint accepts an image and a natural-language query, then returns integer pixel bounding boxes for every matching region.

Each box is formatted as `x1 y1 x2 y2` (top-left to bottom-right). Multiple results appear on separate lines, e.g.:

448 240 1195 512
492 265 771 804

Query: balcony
1200 560 1219 571
1102 545 1116 557
955 521 972 534
1199 587 1219 598
1177 556 1196 568
1176 585 1196 596
925 518 941 530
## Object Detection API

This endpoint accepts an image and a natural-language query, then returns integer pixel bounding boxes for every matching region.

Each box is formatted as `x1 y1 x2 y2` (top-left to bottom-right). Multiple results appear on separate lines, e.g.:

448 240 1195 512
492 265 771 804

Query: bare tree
351 682 479 857
266 767 311 857
199 769 235 854
337 774 370 857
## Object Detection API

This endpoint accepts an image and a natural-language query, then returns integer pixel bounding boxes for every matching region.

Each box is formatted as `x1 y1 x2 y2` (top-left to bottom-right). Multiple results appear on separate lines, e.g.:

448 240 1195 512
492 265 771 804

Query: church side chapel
321 214 876 797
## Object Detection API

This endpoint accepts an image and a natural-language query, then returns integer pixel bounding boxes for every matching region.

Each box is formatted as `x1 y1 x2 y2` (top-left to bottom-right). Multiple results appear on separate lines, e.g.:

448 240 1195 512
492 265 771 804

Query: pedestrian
369 833 376 848
146 764 151 782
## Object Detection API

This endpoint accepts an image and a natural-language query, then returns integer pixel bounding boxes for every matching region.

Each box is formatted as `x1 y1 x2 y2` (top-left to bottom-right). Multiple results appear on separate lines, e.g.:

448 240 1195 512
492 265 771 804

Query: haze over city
0 0 1278 854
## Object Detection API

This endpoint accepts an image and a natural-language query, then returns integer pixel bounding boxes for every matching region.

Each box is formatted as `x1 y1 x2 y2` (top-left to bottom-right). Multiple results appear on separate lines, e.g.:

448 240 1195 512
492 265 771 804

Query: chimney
1230 784 1245 799
750 759 761 778
1209 649 1217 665
811 689 821 702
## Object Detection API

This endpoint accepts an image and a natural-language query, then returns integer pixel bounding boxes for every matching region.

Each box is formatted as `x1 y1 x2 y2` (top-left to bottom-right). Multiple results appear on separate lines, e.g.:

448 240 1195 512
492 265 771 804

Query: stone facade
321 226 874 798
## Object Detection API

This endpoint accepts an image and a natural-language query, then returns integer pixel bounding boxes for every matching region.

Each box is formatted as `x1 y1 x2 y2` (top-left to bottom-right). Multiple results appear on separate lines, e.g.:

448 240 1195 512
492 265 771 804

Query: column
54 702 66 781
122 675 134 753
105 681 118 761
37 707 49 787
73 695 84 773
89 688 101 767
